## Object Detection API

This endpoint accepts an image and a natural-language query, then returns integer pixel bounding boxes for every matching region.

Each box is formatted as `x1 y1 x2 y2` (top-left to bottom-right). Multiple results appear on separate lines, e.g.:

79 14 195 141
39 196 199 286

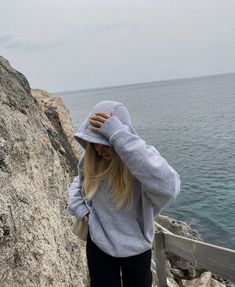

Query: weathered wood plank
154 231 168 287
164 232 235 283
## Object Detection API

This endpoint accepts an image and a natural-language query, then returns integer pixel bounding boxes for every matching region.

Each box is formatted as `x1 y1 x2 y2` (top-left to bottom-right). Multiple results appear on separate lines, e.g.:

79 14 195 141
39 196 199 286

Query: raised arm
98 116 181 209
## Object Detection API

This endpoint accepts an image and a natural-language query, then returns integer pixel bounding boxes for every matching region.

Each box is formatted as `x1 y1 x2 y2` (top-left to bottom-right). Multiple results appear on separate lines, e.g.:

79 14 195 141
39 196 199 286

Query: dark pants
86 232 152 287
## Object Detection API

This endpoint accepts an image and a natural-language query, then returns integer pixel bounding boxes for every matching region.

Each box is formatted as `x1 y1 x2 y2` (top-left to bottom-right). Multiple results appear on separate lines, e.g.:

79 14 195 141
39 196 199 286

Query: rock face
0 56 87 287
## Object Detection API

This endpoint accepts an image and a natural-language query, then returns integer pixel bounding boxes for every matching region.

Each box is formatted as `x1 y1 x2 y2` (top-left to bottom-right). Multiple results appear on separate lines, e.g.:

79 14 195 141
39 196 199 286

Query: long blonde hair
83 142 134 210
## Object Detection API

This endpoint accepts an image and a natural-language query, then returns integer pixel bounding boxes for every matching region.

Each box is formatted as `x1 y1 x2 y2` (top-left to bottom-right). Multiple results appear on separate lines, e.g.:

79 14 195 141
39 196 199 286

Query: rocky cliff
0 56 87 287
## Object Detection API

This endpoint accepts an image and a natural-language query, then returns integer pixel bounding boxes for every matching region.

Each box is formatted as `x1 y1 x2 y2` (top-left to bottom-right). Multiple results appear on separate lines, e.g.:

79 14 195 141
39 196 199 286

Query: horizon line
53 71 235 95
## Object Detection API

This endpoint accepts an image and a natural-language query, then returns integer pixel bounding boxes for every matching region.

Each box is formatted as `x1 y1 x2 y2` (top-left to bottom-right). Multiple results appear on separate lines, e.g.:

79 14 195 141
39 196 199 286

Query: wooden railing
153 223 235 287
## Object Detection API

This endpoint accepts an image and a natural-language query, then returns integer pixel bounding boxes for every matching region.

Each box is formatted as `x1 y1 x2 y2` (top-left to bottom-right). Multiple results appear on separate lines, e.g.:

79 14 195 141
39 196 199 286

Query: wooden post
154 231 168 287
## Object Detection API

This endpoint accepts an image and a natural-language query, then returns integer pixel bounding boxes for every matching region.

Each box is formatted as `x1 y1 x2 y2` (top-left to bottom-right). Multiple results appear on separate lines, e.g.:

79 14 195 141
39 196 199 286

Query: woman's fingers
82 214 89 224
91 127 100 132
89 112 112 131
95 112 112 119
90 115 106 123
89 118 103 127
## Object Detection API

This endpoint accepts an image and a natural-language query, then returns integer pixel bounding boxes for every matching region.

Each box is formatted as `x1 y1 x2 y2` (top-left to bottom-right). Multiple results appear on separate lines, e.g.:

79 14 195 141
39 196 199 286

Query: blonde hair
83 142 134 210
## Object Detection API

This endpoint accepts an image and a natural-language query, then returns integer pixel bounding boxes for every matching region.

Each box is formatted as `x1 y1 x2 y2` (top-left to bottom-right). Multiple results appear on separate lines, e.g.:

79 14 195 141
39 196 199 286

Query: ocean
57 73 235 250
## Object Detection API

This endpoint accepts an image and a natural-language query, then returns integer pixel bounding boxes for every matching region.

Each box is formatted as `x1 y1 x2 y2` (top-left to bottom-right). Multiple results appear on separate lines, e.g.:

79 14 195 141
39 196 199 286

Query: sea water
58 73 235 250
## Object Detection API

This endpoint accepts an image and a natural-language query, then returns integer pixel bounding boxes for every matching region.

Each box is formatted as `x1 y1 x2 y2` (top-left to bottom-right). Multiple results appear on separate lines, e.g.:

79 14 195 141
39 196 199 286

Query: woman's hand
89 112 112 132
82 213 90 224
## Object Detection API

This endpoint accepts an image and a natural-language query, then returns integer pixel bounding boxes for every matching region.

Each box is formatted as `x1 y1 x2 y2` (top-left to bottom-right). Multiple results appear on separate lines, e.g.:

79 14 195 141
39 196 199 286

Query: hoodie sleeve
99 116 181 210
67 157 90 220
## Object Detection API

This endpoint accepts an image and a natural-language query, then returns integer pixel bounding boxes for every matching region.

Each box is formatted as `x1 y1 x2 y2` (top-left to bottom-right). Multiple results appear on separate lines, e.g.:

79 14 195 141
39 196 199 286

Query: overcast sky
0 0 235 92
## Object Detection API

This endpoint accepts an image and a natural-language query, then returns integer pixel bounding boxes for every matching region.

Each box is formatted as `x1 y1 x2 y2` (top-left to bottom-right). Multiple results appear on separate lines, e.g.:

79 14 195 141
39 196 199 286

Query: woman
68 101 180 287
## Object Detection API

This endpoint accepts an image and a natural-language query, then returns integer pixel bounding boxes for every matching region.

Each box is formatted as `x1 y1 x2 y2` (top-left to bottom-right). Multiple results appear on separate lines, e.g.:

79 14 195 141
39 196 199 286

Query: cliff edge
0 56 87 287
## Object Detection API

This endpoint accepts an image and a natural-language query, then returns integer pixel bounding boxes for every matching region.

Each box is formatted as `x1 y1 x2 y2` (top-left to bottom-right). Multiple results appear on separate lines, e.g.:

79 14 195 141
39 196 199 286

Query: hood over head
74 101 137 149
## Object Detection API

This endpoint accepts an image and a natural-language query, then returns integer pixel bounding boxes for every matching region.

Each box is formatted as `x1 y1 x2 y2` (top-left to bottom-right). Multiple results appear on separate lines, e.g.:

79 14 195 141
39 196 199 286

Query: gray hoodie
68 101 180 257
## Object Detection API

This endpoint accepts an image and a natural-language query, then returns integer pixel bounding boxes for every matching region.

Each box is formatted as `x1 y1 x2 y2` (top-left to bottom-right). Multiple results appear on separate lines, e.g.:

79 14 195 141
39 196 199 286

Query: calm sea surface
58 74 235 250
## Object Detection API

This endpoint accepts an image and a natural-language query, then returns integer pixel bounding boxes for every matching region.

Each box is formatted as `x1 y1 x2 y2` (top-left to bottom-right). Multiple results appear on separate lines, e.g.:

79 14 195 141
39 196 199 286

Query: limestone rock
155 215 234 287
31 88 80 164
156 214 203 241
170 267 185 279
166 266 180 287
182 271 227 287
167 277 180 287
156 214 205 279
210 278 227 287
0 56 87 286
212 275 234 287
182 271 212 287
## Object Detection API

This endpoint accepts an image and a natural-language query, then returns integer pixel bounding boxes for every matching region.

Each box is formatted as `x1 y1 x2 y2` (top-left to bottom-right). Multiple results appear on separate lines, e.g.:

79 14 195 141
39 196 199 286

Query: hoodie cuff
74 204 90 220
99 116 124 140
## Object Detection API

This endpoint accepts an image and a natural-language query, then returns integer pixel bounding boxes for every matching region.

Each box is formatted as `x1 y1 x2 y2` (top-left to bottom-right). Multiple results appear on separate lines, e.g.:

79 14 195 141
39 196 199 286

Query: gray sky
0 0 235 92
